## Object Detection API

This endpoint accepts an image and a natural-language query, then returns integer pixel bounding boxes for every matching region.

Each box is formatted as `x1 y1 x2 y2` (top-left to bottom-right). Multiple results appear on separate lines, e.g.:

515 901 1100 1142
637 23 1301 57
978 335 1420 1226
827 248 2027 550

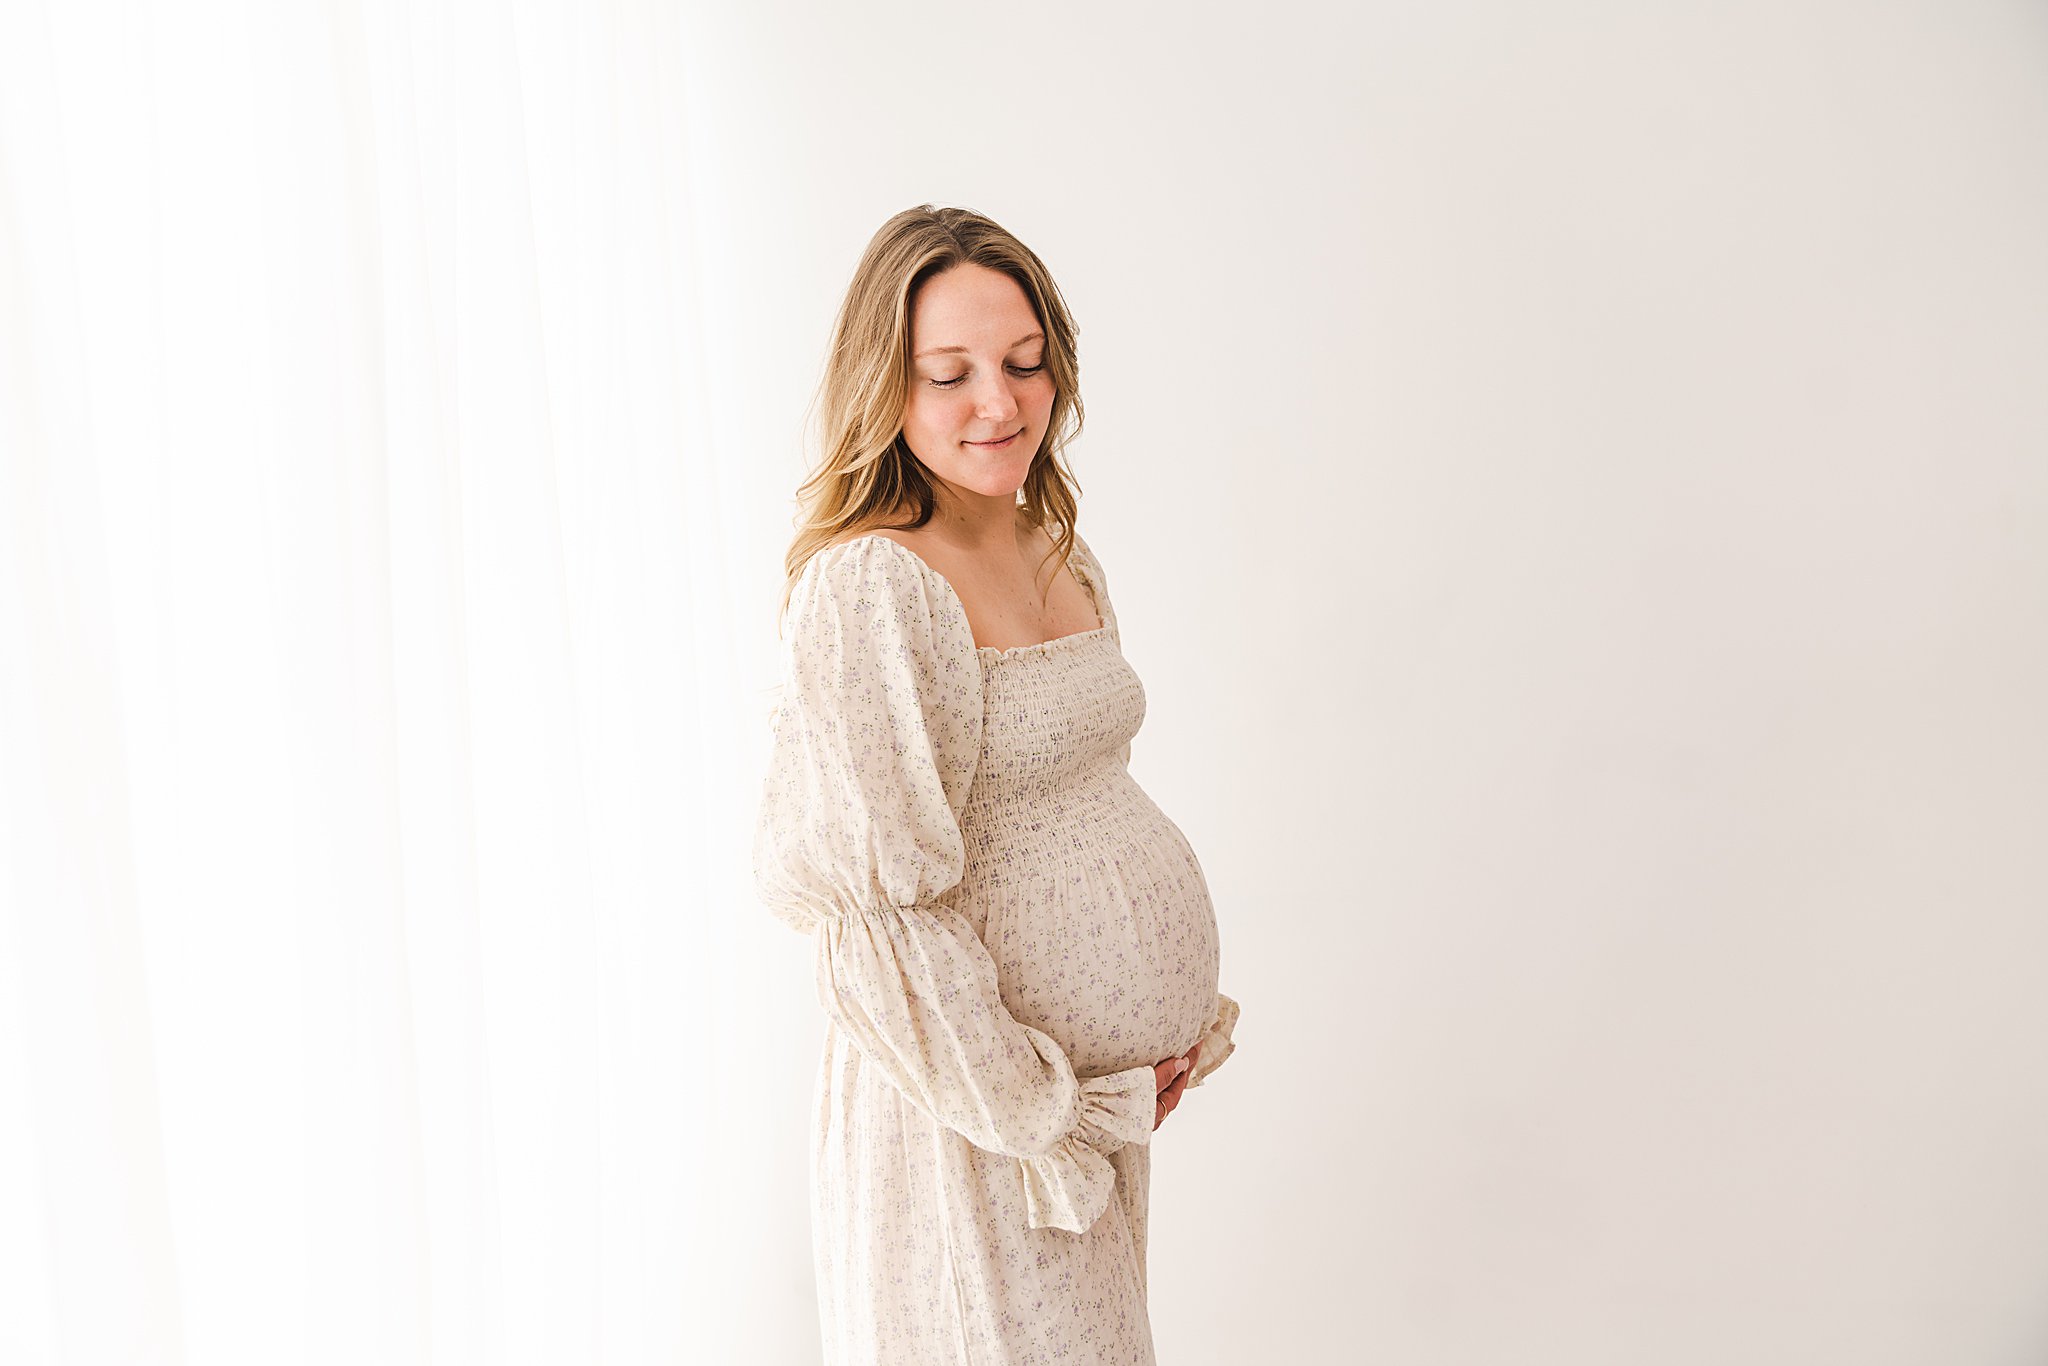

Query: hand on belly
1152 1039 1202 1130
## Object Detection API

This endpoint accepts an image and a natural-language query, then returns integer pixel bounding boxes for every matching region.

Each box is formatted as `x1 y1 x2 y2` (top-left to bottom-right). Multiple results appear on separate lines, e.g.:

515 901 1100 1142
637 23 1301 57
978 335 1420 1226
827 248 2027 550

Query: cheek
904 390 960 444
903 390 935 431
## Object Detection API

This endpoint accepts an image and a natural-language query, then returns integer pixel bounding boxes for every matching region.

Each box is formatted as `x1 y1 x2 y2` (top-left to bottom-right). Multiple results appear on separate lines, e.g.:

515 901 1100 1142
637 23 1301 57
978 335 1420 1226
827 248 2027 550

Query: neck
924 482 1029 555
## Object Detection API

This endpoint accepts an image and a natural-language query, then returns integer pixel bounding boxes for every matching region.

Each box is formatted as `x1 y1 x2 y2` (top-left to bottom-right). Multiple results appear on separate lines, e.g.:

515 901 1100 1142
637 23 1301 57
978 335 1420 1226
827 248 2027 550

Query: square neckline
833 529 1112 660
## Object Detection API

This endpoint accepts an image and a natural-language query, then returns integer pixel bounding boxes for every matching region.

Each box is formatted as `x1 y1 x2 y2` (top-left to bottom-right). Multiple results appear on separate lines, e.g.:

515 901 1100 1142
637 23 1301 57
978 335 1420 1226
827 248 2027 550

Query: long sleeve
753 536 1158 1236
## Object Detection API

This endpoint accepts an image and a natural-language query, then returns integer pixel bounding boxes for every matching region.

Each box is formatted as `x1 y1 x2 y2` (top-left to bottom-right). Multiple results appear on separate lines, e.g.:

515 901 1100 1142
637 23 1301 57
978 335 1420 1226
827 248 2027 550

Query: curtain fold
0 4 750 1362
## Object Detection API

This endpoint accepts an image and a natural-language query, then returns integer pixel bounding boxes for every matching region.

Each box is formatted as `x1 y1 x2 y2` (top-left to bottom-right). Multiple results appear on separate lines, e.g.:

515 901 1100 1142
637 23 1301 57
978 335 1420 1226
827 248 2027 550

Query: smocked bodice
966 627 1145 831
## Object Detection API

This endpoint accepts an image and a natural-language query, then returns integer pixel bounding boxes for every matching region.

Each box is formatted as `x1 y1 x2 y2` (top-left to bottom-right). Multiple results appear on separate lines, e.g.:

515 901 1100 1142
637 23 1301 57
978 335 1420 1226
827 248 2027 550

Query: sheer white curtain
1 3 771 1362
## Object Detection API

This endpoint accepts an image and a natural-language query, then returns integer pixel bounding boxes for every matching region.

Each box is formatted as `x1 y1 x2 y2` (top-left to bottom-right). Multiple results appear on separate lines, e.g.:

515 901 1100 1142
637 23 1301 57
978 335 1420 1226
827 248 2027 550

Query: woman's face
900 263 1057 508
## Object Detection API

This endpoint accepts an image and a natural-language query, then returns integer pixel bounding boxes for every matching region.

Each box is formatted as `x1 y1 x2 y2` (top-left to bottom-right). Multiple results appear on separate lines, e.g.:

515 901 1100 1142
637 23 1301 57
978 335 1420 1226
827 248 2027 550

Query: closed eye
928 363 1045 390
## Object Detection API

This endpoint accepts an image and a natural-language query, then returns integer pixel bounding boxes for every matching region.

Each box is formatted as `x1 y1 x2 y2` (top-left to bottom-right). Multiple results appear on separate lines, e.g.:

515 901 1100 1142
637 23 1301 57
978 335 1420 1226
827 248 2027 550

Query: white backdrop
5 2 2046 1364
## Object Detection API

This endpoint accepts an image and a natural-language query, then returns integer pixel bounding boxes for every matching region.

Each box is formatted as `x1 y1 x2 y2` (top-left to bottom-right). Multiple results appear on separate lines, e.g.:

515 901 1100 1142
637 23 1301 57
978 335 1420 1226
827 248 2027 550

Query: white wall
695 3 2048 1362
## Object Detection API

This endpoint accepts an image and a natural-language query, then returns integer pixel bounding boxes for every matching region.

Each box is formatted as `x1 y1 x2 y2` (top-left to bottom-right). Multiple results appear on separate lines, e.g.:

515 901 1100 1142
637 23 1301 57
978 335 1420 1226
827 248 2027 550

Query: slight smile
966 428 1023 449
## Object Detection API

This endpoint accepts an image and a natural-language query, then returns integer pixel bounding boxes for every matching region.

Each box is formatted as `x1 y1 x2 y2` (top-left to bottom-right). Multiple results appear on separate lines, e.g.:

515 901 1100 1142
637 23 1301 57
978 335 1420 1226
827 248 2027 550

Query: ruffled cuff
1018 1064 1156 1234
1185 992 1240 1089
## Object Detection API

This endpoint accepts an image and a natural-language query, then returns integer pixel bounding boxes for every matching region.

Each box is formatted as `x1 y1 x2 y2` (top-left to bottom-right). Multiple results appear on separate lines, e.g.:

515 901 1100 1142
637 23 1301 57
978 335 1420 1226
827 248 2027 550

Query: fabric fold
1073 1062 1159 1153
1017 1064 1156 1234
1186 991 1242 1089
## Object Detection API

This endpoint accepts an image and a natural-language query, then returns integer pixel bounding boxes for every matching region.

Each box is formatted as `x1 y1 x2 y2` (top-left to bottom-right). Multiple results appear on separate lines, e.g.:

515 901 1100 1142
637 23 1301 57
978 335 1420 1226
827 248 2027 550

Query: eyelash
927 363 1046 390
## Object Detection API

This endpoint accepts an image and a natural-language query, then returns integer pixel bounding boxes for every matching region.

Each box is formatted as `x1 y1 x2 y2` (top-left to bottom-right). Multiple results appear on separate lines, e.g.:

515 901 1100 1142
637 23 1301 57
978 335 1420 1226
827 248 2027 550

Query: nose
971 370 1021 425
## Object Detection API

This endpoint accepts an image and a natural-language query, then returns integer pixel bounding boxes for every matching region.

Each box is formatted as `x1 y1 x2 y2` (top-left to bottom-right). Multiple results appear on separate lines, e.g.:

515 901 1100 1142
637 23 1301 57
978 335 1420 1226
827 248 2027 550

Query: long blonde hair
775 204 1089 629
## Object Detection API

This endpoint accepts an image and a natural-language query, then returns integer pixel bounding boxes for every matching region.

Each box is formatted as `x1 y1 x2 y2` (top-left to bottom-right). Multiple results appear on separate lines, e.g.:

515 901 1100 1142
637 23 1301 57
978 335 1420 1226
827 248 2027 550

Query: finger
1158 1073 1184 1124
1154 1057 1192 1127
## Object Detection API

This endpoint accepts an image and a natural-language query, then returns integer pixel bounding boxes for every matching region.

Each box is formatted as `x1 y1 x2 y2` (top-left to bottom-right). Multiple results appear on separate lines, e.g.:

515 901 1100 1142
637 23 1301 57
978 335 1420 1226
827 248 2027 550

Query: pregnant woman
753 204 1242 1366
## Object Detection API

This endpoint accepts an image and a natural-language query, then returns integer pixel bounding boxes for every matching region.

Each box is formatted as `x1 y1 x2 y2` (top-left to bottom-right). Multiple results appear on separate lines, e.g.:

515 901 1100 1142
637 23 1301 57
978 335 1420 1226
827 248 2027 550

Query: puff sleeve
753 537 1159 1236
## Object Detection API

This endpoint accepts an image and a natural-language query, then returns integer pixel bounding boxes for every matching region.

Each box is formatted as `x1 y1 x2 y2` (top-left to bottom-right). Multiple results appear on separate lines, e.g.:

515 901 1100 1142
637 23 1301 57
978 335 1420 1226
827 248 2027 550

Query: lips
967 428 1023 448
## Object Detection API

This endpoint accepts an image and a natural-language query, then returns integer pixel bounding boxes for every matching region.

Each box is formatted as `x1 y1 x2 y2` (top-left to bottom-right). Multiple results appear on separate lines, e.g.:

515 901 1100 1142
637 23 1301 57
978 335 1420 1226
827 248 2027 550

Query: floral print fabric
753 527 1240 1365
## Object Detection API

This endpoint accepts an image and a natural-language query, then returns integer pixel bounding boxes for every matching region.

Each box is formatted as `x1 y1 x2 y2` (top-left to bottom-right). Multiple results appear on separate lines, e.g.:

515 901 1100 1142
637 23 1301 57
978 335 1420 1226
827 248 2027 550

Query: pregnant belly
973 779 1222 1077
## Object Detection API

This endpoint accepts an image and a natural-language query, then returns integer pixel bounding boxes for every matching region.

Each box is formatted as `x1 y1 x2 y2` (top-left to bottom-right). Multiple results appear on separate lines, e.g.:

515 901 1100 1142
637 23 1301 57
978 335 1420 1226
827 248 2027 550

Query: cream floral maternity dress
753 524 1242 1366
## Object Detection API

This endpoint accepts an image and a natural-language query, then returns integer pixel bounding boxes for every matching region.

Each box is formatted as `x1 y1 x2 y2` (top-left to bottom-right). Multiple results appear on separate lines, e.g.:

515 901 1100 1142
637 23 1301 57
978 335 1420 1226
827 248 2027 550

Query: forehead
910 265 1040 353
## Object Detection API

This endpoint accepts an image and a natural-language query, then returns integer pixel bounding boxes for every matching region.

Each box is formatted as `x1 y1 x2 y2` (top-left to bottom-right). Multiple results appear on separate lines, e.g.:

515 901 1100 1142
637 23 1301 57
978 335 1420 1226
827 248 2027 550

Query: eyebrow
913 331 1045 360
